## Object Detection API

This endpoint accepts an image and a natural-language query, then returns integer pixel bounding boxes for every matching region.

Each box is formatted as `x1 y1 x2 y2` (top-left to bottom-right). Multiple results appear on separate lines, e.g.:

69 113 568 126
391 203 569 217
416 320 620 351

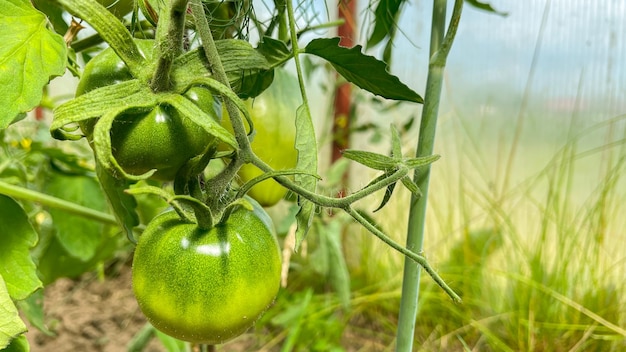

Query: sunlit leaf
0 0 67 129
0 195 42 301
304 38 422 103
0 275 27 350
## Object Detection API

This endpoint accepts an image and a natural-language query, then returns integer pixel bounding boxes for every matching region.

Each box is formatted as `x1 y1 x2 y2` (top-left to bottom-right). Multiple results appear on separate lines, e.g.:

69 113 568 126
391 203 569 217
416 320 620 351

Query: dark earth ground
23 260 388 352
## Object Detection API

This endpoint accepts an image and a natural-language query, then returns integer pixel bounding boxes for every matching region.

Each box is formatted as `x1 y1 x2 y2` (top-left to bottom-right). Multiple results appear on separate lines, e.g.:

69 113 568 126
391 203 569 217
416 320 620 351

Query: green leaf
400 176 421 197
16 289 54 336
2 333 28 352
366 0 405 49
304 38 423 103
294 104 317 249
51 80 149 140
465 0 508 16
342 149 398 171
0 0 67 129
403 154 441 169
324 220 351 309
0 195 42 300
390 125 402 158
0 274 27 350
256 36 293 68
373 182 396 213
44 172 108 261
172 39 272 98
96 161 139 242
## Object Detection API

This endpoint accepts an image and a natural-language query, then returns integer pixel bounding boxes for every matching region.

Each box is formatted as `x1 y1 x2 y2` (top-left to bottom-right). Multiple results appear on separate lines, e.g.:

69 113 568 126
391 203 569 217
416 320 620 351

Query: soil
22 261 257 352
24 262 164 352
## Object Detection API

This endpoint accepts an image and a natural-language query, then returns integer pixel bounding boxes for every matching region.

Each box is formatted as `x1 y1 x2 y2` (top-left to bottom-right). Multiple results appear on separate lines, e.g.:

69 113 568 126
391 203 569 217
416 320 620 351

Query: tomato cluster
76 39 222 181
77 38 296 344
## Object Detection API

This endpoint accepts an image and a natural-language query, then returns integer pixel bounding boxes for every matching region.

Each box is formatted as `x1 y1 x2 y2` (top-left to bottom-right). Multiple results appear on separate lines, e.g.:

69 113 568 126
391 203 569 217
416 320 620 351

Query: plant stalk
395 0 463 350
150 0 189 92
0 180 117 225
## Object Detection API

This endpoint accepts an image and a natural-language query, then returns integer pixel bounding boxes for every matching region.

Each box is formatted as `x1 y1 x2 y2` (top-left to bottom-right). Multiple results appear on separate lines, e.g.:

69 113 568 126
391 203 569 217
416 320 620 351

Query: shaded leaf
44 172 108 261
373 182 396 213
324 220 351 309
0 275 27 350
2 333 28 352
16 289 54 336
256 36 293 68
294 104 317 249
465 0 508 16
0 0 67 129
0 195 42 301
304 38 422 103
96 161 139 242
366 0 405 49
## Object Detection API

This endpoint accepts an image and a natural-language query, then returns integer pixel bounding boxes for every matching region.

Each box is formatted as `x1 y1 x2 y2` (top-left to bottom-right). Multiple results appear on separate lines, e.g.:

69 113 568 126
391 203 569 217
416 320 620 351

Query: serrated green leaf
0 274 27 350
45 172 108 261
403 154 440 169
172 39 272 98
304 38 422 103
256 37 293 68
294 104 317 249
400 176 421 197
373 182 396 213
0 0 67 129
342 149 398 171
0 195 42 301
366 0 405 49
465 0 508 16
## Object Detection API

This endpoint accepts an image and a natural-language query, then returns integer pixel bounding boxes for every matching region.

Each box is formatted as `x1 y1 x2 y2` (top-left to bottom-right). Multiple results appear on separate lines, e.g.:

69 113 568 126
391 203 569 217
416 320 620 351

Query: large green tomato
131 200 282 344
77 40 221 180
222 68 300 206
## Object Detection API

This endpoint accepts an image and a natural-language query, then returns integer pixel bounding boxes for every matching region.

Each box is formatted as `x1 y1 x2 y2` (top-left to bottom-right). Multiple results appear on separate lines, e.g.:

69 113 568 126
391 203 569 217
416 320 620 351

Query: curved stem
0 180 117 225
347 207 460 302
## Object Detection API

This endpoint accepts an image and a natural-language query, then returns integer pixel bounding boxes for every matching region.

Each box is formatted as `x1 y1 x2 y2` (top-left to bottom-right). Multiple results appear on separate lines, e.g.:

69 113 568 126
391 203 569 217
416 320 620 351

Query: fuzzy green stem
150 0 189 92
0 180 117 225
396 0 463 351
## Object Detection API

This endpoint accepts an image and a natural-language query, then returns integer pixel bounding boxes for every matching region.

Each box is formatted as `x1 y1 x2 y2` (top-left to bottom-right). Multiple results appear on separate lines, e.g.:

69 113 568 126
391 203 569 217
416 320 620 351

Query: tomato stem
150 0 189 92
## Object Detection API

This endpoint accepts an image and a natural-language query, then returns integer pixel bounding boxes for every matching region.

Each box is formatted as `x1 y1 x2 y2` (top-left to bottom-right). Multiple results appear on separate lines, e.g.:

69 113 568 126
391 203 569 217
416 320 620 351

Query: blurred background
10 0 626 351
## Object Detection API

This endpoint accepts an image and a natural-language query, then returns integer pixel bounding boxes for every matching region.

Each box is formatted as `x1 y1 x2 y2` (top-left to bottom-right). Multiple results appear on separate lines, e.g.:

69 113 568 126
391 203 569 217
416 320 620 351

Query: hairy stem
150 0 189 92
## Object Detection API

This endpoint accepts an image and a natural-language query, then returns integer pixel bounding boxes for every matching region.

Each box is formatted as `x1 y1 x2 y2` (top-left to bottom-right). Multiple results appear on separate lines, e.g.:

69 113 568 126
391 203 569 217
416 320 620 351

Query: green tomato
77 39 221 181
131 200 282 344
222 68 300 206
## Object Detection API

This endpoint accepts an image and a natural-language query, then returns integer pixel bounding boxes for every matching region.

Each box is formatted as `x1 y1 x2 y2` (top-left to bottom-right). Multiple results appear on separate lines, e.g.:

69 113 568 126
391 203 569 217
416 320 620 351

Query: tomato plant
0 0 465 350
132 200 281 344
221 68 299 206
